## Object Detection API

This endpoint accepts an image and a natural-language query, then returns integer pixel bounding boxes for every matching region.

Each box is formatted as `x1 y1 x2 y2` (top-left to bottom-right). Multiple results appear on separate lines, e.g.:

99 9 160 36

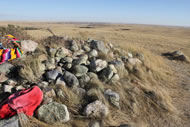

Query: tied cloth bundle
0 86 43 127
0 34 23 64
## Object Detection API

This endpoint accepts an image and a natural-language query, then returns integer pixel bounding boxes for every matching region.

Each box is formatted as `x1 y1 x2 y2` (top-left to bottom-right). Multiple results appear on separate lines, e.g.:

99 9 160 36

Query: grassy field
0 21 190 127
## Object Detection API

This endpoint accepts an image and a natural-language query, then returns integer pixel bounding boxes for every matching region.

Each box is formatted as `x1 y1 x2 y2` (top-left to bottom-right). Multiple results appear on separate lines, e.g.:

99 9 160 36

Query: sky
0 0 190 26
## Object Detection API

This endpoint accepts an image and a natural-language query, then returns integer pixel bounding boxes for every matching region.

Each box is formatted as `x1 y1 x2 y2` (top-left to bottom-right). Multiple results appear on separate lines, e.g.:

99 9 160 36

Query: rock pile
162 51 189 62
0 38 142 126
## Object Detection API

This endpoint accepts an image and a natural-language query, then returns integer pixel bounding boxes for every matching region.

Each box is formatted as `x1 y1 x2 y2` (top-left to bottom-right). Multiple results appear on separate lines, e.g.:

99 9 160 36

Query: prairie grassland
0 21 190 127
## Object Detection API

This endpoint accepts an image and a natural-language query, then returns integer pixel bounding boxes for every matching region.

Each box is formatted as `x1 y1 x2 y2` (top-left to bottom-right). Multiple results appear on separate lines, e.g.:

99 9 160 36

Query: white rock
4 85 14 93
21 40 38 52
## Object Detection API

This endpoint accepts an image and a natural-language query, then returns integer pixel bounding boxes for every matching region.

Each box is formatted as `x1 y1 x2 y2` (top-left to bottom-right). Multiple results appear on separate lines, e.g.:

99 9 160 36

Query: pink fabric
0 86 43 119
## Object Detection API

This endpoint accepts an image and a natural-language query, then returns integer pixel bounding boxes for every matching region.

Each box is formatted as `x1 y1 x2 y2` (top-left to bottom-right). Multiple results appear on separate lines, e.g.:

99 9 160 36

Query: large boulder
84 100 109 118
63 71 79 87
21 40 38 52
37 102 70 124
90 40 108 54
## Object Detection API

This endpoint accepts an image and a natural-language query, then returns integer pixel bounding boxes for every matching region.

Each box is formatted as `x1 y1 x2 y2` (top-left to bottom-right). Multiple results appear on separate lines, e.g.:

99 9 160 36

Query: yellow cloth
0 49 3 56
5 34 15 38
10 48 17 60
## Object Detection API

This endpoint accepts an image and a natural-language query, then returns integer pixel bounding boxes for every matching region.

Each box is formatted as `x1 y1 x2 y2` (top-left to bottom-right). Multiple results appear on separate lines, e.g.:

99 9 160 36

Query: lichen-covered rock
56 47 70 57
90 40 108 54
63 71 79 87
84 100 109 118
37 102 70 124
72 65 88 77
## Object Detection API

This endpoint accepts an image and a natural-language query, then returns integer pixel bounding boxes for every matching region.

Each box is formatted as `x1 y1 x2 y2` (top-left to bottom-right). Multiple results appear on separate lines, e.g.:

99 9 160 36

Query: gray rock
21 40 38 52
63 71 79 87
56 76 66 86
0 63 14 74
90 59 107 72
162 51 189 62
56 47 70 57
100 66 114 81
63 56 73 63
90 40 108 54
37 102 70 123
73 54 88 65
72 65 88 77
4 85 13 93
104 89 120 108
109 59 125 72
48 48 57 57
82 45 91 52
89 49 98 58
70 40 79 51
64 63 72 70
0 115 19 127
46 69 62 81
79 74 90 88
84 100 109 118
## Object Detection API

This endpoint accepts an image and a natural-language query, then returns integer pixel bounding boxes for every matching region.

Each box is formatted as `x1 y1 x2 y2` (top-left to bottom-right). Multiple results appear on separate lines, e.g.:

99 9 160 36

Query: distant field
0 21 190 58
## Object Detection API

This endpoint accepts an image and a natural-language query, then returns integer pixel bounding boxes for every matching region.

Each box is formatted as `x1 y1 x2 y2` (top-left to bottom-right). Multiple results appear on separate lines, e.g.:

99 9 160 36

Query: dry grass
0 22 190 127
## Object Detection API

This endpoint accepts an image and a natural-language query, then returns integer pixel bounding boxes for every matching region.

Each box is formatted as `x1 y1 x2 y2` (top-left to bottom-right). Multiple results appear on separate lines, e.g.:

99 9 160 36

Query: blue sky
0 0 190 26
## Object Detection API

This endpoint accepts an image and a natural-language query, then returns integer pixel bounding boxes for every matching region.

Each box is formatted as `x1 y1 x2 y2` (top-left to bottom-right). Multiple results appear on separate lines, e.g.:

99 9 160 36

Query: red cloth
0 86 43 119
